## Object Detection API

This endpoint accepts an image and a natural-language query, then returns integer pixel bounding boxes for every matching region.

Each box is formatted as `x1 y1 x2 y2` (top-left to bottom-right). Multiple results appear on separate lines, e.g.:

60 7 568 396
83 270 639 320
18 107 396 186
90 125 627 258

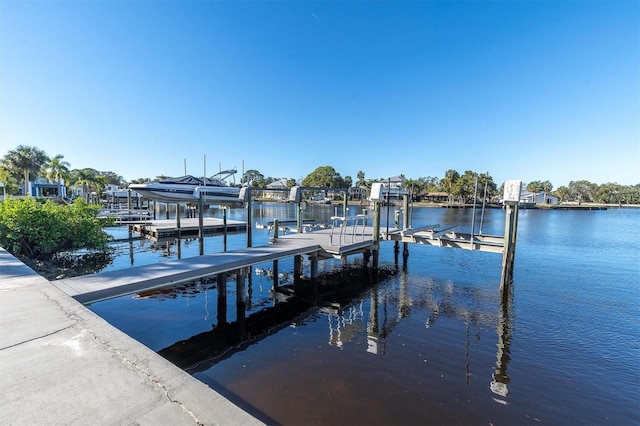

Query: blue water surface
89 204 640 425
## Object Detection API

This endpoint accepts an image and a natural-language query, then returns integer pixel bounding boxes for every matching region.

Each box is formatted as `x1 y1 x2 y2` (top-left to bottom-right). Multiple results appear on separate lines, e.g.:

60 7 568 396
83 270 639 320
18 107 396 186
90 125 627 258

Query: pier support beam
217 272 228 326
222 206 228 252
293 255 303 283
500 180 522 292
244 188 253 248
176 203 181 239
272 259 279 291
310 252 318 302
500 203 519 292
236 268 247 339
403 194 409 230
198 193 204 255
293 254 303 295
343 192 349 218
372 200 381 270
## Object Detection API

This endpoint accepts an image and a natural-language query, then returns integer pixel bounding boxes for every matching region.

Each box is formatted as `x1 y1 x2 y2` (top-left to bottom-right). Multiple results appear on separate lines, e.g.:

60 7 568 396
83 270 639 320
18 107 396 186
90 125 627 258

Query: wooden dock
53 226 378 304
129 218 247 239
383 226 504 253
53 218 509 305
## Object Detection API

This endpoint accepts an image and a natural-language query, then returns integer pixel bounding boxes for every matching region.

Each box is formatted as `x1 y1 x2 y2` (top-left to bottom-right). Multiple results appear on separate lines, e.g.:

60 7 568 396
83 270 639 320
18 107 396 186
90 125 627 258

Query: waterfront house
28 177 68 199
423 192 449 203
519 190 559 206
264 178 290 201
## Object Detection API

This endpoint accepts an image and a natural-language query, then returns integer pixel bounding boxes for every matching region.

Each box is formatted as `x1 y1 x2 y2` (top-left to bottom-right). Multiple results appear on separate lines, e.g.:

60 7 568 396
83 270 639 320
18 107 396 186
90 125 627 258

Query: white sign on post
370 182 383 202
503 180 522 203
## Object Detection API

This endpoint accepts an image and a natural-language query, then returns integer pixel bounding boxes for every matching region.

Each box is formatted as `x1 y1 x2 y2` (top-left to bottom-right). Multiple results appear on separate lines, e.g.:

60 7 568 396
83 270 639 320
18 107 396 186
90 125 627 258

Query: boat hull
129 183 241 204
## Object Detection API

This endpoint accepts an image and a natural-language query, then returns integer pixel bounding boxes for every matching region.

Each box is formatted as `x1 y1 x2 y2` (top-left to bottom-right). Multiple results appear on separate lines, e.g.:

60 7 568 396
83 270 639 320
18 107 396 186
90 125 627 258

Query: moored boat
128 170 241 205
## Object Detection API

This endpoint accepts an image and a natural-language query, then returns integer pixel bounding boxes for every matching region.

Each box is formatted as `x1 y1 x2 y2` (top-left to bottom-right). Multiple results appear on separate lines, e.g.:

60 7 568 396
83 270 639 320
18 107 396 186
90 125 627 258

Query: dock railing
330 214 368 245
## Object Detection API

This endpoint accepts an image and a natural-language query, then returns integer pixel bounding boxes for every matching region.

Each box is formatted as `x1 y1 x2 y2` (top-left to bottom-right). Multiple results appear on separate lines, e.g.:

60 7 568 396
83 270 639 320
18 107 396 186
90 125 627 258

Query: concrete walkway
0 247 263 425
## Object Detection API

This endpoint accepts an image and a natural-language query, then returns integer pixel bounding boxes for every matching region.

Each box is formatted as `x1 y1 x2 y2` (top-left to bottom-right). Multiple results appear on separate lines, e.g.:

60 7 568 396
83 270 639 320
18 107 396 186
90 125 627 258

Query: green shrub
0 198 113 259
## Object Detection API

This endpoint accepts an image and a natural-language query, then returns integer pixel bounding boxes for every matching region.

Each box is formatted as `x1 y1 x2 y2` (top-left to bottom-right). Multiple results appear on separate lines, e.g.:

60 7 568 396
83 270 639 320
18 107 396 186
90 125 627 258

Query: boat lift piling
198 192 204 255
118 179 521 313
499 180 521 293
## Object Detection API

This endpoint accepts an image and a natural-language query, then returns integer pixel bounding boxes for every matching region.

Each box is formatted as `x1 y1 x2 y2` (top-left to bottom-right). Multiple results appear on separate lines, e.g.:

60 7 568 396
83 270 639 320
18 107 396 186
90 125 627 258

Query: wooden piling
176 203 181 239
217 272 227 325
500 202 519 291
310 252 318 302
296 201 303 234
272 259 279 291
273 218 279 240
372 200 381 270
236 268 247 338
198 193 204 255
343 192 348 218
246 188 253 248
293 254 303 285
222 207 227 252
500 180 522 291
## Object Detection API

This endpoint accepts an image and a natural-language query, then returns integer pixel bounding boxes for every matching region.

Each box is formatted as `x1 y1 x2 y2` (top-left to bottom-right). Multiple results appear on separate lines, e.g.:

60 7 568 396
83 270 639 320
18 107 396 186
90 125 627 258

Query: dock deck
130 217 247 239
53 226 377 304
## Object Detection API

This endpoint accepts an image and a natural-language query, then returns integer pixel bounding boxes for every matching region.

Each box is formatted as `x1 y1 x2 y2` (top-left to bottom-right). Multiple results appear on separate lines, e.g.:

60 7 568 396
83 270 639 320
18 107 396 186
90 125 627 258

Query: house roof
376 175 406 184
266 178 289 188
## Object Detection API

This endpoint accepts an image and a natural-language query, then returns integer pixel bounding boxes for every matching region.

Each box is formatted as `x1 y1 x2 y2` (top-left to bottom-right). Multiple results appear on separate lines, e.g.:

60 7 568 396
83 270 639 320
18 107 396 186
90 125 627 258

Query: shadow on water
157 262 399 373
51 249 114 277
84 207 640 424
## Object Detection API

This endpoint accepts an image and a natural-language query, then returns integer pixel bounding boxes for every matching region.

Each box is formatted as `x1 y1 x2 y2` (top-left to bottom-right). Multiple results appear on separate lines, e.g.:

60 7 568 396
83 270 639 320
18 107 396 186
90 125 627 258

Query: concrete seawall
0 247 263 425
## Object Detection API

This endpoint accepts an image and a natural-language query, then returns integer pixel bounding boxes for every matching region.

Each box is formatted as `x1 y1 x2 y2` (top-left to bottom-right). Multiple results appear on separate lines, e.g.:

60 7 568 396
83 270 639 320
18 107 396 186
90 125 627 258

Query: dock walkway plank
54 227 377 304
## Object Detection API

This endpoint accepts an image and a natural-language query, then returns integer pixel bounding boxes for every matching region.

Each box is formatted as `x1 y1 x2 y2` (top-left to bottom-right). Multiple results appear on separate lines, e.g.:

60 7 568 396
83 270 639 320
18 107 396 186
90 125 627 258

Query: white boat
128 170 241 204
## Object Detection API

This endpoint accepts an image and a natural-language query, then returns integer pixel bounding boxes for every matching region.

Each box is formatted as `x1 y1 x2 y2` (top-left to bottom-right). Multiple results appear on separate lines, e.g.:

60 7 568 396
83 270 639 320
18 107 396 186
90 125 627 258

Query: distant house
264 178 290 200
423 192 449 203
519 191 558 206
384 175 406 189
374 175 408 203
29 177 68 199
349 186 366 201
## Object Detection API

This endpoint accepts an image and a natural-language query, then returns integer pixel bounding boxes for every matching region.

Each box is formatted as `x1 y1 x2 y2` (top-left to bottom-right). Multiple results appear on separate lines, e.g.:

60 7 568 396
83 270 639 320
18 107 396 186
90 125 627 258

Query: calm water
89 204 640 425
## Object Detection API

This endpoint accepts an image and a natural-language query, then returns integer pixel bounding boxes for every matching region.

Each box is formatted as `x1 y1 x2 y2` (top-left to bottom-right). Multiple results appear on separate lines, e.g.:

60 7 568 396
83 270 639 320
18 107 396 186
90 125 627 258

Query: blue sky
1 0 638 189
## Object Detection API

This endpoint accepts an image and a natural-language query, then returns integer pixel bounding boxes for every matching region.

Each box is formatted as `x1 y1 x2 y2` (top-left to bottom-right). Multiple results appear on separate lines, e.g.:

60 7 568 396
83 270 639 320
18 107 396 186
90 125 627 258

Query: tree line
0 145 126 198
1 145 638 205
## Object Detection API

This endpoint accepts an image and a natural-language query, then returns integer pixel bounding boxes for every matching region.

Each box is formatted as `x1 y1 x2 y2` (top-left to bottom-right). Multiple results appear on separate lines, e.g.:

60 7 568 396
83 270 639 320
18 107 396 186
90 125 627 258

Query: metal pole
343 189 348 217
198 192 204 255
246 188 253 248
479 177 488 235
223 206 227 252
373 200 381 270
470 175 478 249
176 203 181 239
386 178 390 236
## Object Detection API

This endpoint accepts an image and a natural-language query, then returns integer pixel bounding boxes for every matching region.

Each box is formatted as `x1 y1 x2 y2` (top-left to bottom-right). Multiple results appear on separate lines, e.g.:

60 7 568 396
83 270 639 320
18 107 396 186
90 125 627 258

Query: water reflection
155 263 395 372
491 288 513 403
51 249 114 277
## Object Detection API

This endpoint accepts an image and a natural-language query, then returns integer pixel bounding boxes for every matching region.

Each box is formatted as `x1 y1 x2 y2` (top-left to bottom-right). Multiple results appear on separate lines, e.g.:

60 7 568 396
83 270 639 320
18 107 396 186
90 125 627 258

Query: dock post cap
289 186 302 203
369 183 384 202
503 180 522 204
239 187 251 201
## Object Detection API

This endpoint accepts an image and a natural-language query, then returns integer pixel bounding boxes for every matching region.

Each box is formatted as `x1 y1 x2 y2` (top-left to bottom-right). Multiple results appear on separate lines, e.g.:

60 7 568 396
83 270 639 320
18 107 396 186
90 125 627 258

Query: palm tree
43 154 71 199
1 145 49 196
71 168 105 202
